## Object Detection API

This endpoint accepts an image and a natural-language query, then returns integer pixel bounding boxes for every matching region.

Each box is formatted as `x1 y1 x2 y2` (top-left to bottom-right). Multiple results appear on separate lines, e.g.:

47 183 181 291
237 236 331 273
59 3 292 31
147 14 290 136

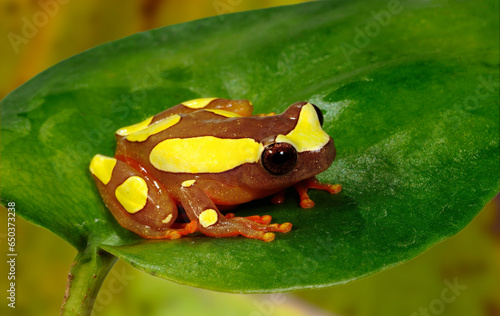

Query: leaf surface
1 0 498 292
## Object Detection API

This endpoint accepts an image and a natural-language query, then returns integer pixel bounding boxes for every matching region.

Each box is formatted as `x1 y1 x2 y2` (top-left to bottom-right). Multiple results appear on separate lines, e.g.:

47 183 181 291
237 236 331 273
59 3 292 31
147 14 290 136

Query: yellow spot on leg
199 209 218 228
162 214 173 224
276 103 330 152
115 176 148 214
181 180 196 187
182 98 217 109
89 155 117 185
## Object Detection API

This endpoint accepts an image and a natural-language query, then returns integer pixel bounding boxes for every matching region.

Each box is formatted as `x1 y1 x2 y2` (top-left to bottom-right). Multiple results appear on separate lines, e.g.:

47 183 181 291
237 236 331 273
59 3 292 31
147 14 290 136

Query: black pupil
271 150 290 165
261 142 297 175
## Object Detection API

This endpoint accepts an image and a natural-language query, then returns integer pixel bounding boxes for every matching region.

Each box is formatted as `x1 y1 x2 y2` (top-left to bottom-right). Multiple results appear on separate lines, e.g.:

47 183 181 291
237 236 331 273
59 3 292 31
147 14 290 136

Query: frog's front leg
294 177 342 208
90 155 196 239
178 181 292 242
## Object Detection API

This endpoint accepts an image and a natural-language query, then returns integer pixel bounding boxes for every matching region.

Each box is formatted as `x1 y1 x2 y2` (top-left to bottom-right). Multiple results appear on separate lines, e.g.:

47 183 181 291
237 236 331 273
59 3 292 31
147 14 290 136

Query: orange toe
279 222 292 233
261 232 275 242
300 199 315 209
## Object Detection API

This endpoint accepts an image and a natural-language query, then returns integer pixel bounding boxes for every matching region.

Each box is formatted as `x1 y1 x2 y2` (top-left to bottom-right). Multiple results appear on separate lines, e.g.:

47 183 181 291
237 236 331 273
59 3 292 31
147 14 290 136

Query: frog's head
240 102 336 190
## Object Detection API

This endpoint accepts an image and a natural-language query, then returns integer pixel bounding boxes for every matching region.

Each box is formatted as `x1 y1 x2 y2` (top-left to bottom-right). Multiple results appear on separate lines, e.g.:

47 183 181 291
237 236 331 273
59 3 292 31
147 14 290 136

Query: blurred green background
1 1 499 315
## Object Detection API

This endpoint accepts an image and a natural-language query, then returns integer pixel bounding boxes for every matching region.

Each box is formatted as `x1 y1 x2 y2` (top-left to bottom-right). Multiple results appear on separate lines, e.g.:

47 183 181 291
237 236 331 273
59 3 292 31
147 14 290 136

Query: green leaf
1 0 498 296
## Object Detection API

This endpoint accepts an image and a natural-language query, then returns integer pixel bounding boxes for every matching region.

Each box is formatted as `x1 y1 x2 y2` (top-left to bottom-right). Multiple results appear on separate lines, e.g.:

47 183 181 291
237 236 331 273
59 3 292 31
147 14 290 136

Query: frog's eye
310 103 324 126
261 143 297 175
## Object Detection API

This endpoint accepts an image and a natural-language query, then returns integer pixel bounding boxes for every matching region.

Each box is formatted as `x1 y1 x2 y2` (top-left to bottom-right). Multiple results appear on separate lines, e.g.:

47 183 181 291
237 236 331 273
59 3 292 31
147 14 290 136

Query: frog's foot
294 177 342 209
179 181 291 242
207 211 292 242
225 213 272 225
213 217 292 242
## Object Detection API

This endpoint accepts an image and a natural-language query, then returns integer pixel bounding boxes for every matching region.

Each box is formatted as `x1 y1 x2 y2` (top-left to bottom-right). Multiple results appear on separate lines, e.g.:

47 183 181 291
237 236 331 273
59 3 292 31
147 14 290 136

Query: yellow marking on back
199 209 218 228
275 103 330 152
182 98 217 109
126 115 181 142
181 180 196 187
116 117 153 136
115 176 148 214
203 109 242 118
150 137 263 173
162 214 173 224
89 155 117 185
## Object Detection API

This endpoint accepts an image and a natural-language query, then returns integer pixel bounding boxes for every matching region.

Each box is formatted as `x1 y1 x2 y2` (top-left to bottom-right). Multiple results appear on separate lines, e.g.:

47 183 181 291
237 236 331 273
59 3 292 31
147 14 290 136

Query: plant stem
60 246 117 316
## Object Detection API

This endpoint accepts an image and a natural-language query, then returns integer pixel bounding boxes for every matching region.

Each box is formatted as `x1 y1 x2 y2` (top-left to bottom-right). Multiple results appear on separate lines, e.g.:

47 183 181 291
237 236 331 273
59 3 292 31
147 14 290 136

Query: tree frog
90 98 341 242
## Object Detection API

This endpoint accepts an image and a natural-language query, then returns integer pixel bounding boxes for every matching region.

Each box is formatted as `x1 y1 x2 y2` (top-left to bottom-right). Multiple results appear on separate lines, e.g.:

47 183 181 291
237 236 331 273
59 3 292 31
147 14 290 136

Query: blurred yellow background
1 1 499 315
0 0 308 99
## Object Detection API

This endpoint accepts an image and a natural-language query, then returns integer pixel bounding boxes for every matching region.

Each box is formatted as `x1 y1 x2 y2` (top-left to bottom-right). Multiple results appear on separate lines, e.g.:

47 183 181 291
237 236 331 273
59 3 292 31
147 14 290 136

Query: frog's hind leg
90 154 196 239
151 98 254 121
202 98 254 116
179 181 291 242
